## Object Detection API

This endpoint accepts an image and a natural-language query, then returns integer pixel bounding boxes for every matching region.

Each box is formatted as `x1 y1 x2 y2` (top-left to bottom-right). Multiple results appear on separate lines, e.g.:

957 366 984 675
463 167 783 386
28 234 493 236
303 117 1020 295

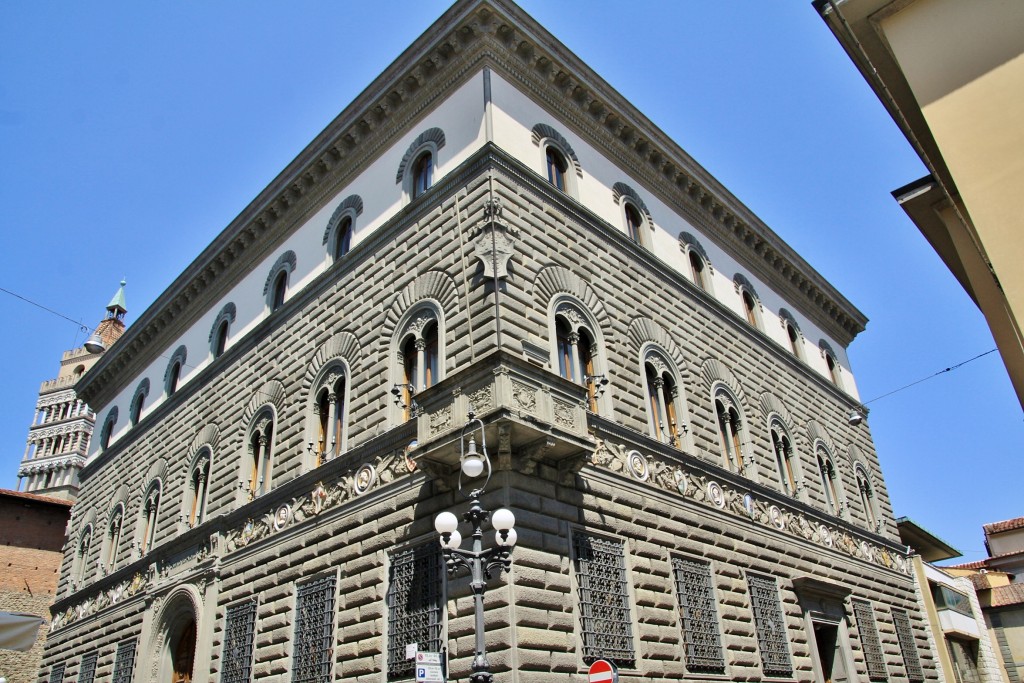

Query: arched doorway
170 619 196 683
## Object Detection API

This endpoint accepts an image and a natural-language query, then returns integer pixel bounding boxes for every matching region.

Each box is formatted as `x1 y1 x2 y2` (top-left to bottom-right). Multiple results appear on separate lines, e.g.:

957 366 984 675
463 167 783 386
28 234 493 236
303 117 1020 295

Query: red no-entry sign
588 659 617 683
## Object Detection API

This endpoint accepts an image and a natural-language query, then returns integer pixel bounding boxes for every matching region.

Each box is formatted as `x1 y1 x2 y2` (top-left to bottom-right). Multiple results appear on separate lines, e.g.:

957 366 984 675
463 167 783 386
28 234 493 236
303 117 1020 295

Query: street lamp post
434 412 516 683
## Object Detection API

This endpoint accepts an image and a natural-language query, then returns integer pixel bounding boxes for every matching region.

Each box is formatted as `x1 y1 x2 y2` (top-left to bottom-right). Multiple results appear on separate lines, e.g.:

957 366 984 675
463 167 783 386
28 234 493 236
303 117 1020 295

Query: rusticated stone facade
39 2 936 683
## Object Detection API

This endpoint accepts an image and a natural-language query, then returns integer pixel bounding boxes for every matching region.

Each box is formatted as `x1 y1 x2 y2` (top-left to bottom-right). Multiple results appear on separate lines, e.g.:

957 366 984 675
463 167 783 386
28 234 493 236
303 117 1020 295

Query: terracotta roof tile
948 559 989 570
990 583 1024 608
983 516 1024 535
0 488 73 507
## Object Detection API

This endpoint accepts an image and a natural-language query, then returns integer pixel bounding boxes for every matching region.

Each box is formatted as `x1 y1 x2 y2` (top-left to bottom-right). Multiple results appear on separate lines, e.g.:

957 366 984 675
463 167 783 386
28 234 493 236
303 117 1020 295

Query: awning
0 612 44 651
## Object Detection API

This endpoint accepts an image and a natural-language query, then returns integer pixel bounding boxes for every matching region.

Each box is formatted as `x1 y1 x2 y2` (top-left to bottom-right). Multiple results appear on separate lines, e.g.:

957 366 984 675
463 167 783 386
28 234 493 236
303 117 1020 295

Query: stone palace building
38 2 938 682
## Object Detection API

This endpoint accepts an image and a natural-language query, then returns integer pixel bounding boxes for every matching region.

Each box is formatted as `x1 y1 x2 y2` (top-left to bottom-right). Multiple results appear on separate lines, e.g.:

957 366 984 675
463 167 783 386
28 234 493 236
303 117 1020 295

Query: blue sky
1 1 1018 563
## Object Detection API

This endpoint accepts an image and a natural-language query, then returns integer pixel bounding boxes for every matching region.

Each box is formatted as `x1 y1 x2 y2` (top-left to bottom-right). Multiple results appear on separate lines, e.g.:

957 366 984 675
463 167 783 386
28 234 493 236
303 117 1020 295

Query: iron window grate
78 652 98 683
892 608 924 682
672 557 726 673
112 639 137 683
747 574 793 677
386 543 444 680
221 599 258 683
853 599 888 681
292 574 337 683
573 533 636 668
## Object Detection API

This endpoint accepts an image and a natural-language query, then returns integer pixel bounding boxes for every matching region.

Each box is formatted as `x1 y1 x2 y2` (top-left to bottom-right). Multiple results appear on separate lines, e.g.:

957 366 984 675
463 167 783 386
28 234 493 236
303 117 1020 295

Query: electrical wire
0 286 89 332
862 348 998 405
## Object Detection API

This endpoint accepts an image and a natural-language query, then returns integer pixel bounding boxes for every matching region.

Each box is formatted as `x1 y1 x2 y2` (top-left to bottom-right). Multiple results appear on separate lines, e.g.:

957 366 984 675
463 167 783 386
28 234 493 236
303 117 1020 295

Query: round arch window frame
638 343 693 451
389 300 446 425
307 359 353 468
711 383 754 480
547 294 610 415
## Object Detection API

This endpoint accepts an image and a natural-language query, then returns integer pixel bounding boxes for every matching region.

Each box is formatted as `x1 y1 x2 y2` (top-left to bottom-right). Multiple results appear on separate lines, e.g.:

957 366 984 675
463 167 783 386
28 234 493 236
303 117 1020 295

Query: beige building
898 518 1003 683
815 0 1024 409
16 284 127 501
949 517 1024 683
39 2 935 683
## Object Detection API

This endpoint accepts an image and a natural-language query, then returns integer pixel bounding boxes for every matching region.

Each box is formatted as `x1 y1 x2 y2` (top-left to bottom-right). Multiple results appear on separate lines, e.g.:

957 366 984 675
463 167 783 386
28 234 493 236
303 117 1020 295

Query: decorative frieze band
225 447 415 553
588 437 909 575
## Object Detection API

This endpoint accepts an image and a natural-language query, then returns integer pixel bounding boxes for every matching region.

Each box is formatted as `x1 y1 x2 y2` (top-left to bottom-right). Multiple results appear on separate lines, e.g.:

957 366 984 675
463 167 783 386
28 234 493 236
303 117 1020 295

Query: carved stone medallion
626 450 649 481
707 481 725 508
353 464 376 495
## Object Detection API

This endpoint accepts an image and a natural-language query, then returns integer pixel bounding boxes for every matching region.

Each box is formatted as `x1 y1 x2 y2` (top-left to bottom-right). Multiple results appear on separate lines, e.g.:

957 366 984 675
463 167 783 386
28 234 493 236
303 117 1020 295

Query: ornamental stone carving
584 437 910 575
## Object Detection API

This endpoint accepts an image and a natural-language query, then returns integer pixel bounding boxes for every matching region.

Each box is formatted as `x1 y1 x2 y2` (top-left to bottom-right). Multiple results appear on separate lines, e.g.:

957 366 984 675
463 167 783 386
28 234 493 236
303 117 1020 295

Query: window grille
671 557 725 673
292 575 337 683
49 663 66 683
78 652 98 683
573 533 635 667
892 609 924 682
112 639 137 683
387 543 444 680
747 575 792 677
853 599 888 681
221 599 258 683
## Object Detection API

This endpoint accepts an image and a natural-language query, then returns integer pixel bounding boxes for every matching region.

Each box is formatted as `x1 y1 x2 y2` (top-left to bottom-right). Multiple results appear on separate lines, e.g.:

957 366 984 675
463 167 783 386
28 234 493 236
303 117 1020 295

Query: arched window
398 317 439 422
186 453 211 528
689 251 708 291
246 412 275 499
820 341 843 388
816 449 842 515
130 392 144 427
624 203 643 244
168 362 181 395
213 321 229 359
412 152 433 199
208 302 236 360
313 371 348 466
264 251 296 314
742 291 758 327
105 506 124 570
165 345 187 397
139 481 161 555
826 354 841 385
333 216 353 260
733 275 762 329
99 409 117 450
552 301 605 414
714 392 746 474
856 466 878 530
770 421 797 495
532 124 581 197
397 128 445 202
680 233 714 295
271 271 288 312
644 357 684 447
780 310 803 360
75 525 93 586
546 147 568 191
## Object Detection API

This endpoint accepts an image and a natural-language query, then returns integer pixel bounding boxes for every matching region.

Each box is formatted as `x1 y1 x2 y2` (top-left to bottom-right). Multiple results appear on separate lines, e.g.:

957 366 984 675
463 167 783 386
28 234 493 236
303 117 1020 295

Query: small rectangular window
852 599 888 681
112 639 138 683
221 599 258 683
671 557 725 673
292 575 337 683
572 533 635 667
48 663 66 683
387 543 444 681
892 608 924 682
747 574 793 677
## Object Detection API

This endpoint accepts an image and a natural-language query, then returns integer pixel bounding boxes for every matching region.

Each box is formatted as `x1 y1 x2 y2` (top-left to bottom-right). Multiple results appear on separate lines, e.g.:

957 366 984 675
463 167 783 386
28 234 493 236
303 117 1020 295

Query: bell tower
16 282 127 501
